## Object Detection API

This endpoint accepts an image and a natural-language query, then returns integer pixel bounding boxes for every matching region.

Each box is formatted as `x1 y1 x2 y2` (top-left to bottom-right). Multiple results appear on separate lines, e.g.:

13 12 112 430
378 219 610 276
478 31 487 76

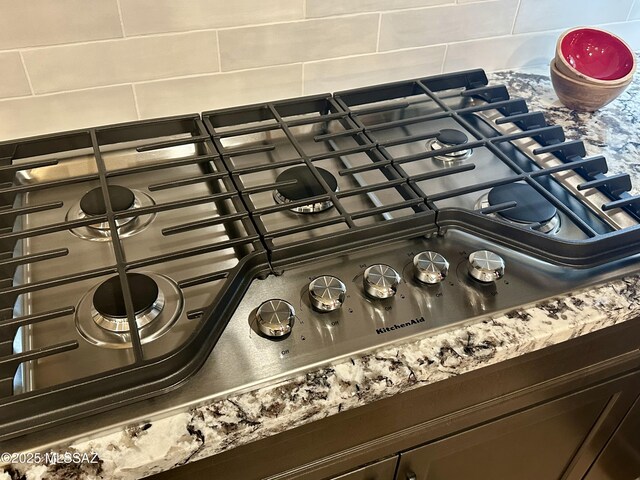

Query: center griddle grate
202 95 437 266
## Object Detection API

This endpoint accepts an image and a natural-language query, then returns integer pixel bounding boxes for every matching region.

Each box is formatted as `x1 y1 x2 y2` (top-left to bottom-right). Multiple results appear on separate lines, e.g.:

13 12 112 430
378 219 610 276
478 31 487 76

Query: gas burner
475 183 561 234
92 273 162 332
66 185 157 241
75 272 183 349
426 129 472 162
273 166 339 213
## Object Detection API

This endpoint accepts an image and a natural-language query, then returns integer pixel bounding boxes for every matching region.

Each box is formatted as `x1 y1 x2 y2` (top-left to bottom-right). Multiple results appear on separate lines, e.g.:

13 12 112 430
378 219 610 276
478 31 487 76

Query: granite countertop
3 66 640 480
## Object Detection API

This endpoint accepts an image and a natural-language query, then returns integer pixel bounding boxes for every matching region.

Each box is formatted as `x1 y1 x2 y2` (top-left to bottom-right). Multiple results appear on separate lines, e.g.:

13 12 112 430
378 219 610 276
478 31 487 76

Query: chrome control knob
363 264 401 299
255 299 295 337
468 250 505 283
309 276 346 312
413 251 449 285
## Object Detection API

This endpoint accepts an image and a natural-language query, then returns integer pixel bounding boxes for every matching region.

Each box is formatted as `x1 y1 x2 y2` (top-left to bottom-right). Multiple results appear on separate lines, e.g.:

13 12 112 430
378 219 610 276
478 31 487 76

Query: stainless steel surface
14 138 245 392
255 299 295 337
413 251 449 285
8 229 640 452
363 264 401 299
309 276 347 312
467 250 505 283
7 82 640 452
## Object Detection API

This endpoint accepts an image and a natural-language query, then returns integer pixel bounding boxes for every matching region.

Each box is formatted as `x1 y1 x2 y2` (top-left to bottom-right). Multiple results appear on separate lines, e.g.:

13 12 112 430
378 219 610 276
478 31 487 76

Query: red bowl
559 28 635 82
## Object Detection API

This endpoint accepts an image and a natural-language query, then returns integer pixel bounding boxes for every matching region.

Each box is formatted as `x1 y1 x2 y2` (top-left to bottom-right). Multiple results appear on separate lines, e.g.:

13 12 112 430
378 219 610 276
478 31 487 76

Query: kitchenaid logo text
376 317 425 335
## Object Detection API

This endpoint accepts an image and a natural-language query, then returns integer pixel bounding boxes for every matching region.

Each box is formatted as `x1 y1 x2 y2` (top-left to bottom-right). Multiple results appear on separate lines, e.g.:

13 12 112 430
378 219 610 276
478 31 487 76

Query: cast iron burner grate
0 115 265 441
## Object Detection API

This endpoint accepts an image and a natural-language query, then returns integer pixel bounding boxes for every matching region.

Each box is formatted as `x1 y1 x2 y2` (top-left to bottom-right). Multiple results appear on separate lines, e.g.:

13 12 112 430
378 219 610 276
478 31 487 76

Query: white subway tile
119 0 304 35
306 0 451 18
304 46 446 94
22 32 219 95
444 32 559 72
0 53 31 98
135 65 302 119
0 87 138 141
0 0 122 50
218 15 378 71
514 0 634 34
379 0 519 51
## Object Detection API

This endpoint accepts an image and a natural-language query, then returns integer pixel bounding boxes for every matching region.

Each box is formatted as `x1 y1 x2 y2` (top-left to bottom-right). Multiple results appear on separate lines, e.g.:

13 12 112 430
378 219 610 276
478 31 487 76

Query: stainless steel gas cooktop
2 69 640 443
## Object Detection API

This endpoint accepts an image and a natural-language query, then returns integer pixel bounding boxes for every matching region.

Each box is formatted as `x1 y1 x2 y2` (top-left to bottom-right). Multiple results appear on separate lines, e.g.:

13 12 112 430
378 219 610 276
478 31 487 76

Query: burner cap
488 183 557 224
275 166 338 202
93 273 159 319
80 185 135 216
436 129 468 146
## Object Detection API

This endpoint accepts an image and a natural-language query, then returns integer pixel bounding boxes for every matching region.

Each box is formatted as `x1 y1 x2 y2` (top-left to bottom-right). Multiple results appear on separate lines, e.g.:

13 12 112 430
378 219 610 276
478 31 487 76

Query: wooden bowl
550 59 631 111
555 27 636 86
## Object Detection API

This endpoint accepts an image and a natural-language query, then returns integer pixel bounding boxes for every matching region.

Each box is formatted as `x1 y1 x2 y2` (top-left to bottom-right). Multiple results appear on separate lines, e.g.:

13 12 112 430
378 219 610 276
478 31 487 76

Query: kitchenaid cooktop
1 69 640 442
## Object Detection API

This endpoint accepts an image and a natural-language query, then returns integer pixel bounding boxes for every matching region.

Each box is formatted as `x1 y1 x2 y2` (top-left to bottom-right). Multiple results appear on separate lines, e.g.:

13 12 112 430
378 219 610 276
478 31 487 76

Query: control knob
255 299 295 337
413 251 449 285
363 264 401 299
309 275 346 312
467 250 505 283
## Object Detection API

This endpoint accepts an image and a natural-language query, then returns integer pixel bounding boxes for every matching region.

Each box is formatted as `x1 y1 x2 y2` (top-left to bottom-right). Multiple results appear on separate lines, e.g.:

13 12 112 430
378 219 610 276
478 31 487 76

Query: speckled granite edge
4 66 640 480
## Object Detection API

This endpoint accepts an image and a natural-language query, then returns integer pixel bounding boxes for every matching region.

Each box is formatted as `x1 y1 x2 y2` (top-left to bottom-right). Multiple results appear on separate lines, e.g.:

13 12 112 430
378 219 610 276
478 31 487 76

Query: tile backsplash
0 0 639 139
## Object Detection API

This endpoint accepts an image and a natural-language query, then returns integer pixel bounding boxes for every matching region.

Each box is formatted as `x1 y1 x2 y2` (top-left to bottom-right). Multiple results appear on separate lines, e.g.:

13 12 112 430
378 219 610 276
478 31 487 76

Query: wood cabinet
584 393 640 480
395 371 640 480
331 456 397 480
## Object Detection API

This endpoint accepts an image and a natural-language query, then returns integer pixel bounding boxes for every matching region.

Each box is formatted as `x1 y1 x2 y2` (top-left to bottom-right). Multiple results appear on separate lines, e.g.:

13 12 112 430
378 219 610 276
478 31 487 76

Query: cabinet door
584 394 640 480
396 372 640 480
330 456 398 480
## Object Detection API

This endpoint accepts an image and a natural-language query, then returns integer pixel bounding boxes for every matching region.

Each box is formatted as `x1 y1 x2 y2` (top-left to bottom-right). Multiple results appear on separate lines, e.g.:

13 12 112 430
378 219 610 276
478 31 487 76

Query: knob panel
255 299 295 337
467 250 505 283
363 264 401 299
309 275 346 312
413 251 449 285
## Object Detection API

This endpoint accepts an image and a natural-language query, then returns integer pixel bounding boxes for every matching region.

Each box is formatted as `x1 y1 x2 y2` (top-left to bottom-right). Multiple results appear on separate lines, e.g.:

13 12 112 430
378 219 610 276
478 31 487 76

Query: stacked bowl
550 27 636 111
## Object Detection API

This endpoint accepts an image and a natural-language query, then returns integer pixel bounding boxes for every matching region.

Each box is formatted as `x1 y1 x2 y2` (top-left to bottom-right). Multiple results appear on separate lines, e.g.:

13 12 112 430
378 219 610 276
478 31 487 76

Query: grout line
15 30 216 54
0 83 141 103
303 43 448 65
18 52 35 96
628 0 637 20
130 84 141 119
302 0 307 18
440 44 449 73
131 64 299 85
375 13 382 52
510 0 522 35
215 30 222 72
115 0 127 37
